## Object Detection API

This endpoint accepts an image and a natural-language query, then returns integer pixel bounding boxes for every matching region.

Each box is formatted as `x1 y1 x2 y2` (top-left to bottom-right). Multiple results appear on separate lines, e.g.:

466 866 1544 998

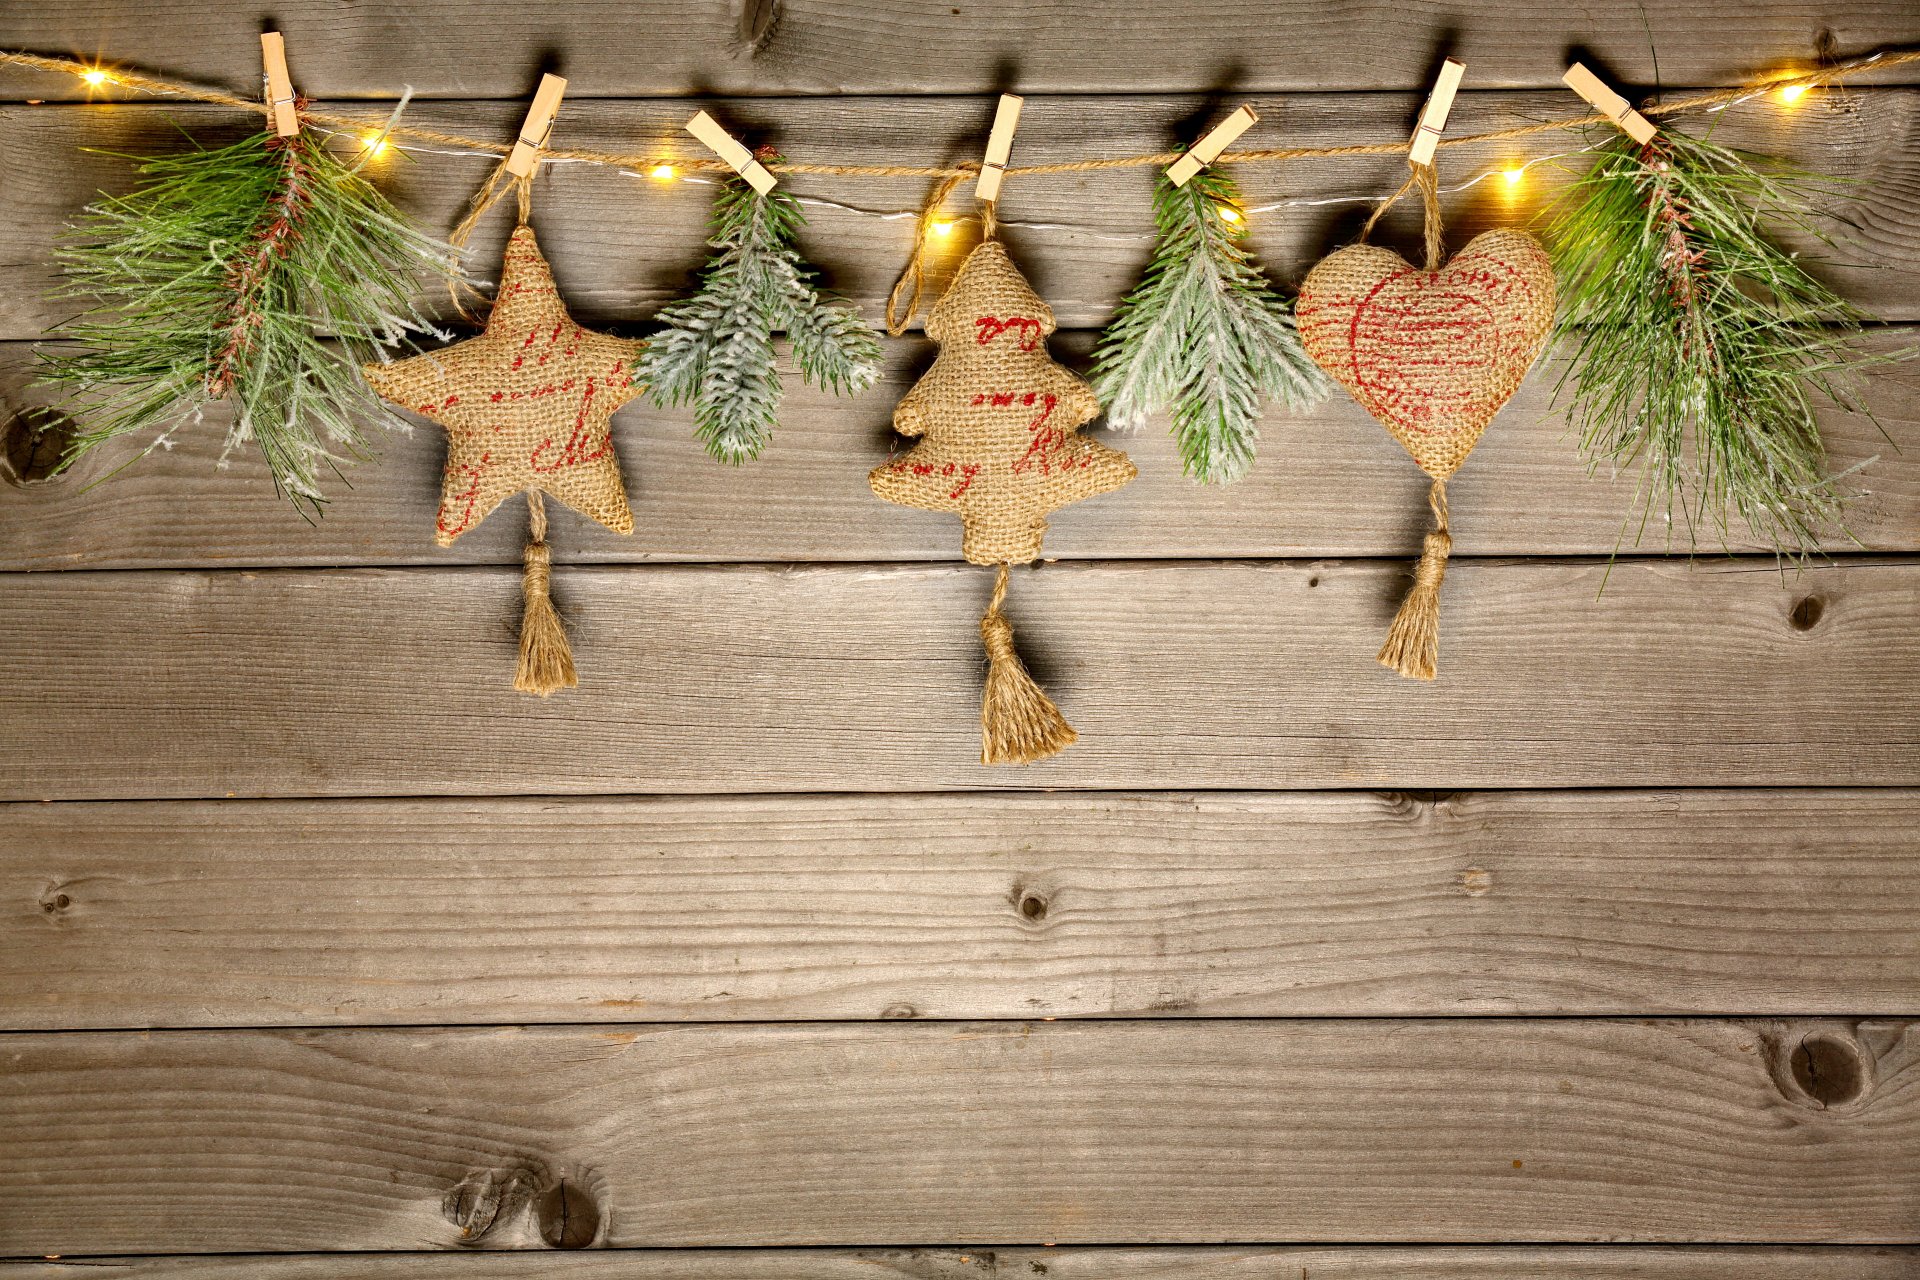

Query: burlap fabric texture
870 240 1136 565
364 224 644 546
363 221 646 697
1296 228 1556 480
1293 163 1555 681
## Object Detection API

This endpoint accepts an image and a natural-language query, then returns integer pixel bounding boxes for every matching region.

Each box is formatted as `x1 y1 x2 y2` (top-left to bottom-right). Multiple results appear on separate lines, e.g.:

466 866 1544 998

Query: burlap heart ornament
875 232 1136 765
1295 163 1555 678
1298 229 1556 479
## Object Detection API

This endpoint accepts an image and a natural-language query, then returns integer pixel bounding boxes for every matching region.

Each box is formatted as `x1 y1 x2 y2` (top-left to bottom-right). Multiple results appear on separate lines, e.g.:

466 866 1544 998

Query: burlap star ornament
364 224 645 695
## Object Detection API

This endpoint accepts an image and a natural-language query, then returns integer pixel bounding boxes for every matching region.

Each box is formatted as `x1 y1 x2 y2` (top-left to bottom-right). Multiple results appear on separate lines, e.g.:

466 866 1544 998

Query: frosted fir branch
38 126 459 514
641 170 881 464
1091 167 1328 484
1545 129 1907 557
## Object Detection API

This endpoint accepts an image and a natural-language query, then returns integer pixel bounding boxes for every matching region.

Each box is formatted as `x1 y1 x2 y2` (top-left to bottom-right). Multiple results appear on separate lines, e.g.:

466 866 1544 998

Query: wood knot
535 1174 602 1249
2 405 76 486
881 1002 919 1019
37 884 74 922
731 0 781 55
1010 879 1053 925
1766 1023 1875 1111
441 1168 531 1242
1789 595 1825 631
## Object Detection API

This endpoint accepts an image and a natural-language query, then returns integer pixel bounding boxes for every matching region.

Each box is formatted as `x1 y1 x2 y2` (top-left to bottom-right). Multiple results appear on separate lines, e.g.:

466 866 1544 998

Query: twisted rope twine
6 47 1915 180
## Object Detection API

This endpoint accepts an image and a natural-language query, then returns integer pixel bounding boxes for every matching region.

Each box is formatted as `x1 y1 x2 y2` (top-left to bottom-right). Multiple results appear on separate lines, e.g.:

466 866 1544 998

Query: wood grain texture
2 89 1917 343
2 1019 1916 1251
8 790 1920 1028
3 2 1916 100
5 1246 1920 1277
3 559 1917 800
7 331 1917 567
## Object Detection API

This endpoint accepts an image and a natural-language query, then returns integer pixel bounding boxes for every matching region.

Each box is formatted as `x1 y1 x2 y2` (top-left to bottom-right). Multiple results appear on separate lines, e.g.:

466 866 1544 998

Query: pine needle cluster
39 127 455 513
1091 167 1328 484
642 171 882 464
1546 130 1900 555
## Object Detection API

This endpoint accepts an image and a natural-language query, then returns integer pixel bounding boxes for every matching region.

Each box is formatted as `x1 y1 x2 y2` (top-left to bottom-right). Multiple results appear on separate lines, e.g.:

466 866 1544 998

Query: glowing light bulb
361 133 390 157
1217 205 1243 224
650 164 676 180
80 68 110 87
1503 166 1526 187
931 219 956 237
1779 82 1809 103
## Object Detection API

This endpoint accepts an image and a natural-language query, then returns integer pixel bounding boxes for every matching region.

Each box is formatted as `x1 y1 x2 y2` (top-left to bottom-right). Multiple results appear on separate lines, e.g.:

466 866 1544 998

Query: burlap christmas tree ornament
1296 161 1555 679
363 175 645 696
875 221 1136 764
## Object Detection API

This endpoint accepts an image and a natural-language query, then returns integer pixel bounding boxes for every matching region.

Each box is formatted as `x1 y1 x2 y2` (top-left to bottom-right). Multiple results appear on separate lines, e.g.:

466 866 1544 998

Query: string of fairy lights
29 45 1905 255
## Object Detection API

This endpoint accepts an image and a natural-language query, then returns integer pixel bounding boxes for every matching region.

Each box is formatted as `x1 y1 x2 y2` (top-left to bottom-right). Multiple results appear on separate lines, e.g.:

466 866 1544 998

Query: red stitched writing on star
437 451 493 538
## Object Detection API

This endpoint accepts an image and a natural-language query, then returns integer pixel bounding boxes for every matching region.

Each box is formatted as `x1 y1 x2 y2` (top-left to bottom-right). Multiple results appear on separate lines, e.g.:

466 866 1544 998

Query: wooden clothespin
1166 105 1259 187
259 32 299 137
975 94 1024 203
1562 62 1658 144
685 111 778 194
1407 58 1465 166
505 73 568 178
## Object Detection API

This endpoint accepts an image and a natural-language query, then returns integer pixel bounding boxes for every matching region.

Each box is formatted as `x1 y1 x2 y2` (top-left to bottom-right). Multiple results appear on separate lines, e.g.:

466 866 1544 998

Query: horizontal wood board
1 1019 1915 1251
6 789 1919 1028
4 5 1919 1269
3 559 1916 800
7 330 1918 567
3 3 1918 100
5 1246 1920 1277
1 89 1917 343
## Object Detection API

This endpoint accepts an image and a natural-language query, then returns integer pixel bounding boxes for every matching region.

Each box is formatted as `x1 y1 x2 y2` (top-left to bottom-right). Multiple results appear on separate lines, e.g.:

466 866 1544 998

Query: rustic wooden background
3 2 1920 1274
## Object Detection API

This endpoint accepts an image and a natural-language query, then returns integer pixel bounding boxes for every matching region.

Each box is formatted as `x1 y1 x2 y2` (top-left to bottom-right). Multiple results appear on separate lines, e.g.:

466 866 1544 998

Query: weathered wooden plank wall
3 1 1919 1273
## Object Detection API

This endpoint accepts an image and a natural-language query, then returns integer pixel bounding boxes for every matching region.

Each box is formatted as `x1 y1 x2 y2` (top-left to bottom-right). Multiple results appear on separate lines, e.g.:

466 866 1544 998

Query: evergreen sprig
39 127 455 513
1546 129 1901 555
642 170 881 464
1091 167 1328 484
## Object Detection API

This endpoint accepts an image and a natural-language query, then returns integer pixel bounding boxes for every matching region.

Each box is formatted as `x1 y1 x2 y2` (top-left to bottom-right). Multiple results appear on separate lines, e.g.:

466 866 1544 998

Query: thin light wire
5 46 1914 182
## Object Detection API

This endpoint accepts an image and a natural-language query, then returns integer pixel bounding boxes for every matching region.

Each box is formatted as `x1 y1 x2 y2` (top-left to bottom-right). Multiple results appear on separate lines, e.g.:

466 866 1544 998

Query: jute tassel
514 489 578 697
979 563 1077 765
1378 477 1450 681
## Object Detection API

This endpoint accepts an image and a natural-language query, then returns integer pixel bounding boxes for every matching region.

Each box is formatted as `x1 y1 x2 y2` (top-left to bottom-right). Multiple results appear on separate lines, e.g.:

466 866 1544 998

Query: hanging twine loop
447 161 535 318
1360 158 1445 270
885 167 972 336
979 563 1078 766
514 488 578 697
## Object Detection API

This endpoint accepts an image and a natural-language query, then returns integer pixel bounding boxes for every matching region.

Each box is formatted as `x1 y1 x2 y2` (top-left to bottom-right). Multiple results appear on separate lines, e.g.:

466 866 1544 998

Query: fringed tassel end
514 491 578 697
979 563 1077 765
1378 478 1451 681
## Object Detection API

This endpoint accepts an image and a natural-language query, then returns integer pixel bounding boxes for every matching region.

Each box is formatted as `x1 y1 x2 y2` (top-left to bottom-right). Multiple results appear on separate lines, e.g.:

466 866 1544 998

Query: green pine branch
38 127 456 514
1546 129 1905 556
642 170 882 464
1091 167 1329 484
